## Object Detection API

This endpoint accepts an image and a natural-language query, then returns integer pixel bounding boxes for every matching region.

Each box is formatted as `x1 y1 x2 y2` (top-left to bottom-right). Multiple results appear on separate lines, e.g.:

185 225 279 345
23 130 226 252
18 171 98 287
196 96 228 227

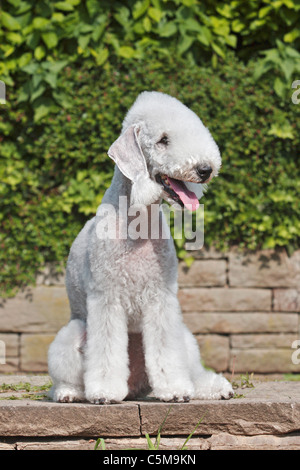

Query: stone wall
0 247 299 375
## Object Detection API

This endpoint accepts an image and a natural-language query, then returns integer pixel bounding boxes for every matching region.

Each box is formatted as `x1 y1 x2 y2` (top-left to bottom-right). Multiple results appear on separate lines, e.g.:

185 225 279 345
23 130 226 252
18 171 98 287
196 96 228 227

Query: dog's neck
101 167 166 242
103 166 161 210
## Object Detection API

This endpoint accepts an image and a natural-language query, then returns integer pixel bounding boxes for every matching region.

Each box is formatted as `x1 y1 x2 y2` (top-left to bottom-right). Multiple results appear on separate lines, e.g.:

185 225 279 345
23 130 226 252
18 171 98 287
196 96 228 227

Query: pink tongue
167 177 200 211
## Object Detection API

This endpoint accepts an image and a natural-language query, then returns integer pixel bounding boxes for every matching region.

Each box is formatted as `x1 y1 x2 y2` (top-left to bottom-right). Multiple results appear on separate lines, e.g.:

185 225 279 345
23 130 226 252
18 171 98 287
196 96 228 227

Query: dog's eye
157 135 169 146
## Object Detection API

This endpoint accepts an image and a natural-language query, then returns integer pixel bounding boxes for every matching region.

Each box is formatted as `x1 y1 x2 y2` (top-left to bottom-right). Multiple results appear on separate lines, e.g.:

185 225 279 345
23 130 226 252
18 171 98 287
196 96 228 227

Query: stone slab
178 288 272 312
0 400 141 438
0 378 299 440
15 436 208 451
139 382 300 437
229 249 300 288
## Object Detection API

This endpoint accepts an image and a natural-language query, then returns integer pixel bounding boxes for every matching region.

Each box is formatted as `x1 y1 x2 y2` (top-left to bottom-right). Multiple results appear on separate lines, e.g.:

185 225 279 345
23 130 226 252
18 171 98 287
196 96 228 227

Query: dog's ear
107 125 148 182
108 125 162 206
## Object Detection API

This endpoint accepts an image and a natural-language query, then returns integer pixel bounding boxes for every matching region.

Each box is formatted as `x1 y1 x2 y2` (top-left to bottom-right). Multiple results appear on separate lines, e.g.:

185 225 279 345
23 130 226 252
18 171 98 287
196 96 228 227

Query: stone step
0 376 299 450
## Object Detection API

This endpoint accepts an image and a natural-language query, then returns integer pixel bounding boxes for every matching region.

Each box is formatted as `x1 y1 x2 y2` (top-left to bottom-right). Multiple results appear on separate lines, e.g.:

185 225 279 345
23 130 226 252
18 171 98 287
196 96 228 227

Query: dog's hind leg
48 319 85 402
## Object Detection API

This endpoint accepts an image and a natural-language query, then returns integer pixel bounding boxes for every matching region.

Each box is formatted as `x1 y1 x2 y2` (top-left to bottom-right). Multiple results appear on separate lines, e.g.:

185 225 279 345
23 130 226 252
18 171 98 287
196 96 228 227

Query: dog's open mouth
156 174 200 211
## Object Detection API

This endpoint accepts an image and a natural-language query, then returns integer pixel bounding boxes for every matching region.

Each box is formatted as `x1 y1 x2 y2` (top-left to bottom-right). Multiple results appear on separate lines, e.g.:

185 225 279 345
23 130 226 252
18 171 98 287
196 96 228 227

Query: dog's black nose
197 165 213 182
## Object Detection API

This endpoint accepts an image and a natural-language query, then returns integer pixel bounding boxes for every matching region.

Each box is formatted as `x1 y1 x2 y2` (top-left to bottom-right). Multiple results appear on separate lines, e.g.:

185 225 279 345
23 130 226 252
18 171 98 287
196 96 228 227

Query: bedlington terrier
48 91 234 403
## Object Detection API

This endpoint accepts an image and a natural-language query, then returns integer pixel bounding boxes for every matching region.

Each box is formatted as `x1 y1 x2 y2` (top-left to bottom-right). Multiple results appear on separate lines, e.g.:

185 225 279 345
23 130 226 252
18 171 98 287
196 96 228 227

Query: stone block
183 312 298 334
16 439 95 451
0 286 70 333
20 334 55 372
0 358 19 374
178 288 272 311
229 249 300 288
230 348 300 373
178 260 227 287
0 441 15 450
0 400 141 437
273 289 300 312
0 334 19 357
209 433 300 450
231 334 299 349
195 334 230 372
186 247 227 259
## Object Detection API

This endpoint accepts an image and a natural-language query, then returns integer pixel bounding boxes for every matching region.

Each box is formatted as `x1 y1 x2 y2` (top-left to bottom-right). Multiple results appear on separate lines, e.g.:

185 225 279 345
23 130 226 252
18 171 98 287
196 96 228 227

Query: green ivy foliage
1 0 300 121
0 53 299 295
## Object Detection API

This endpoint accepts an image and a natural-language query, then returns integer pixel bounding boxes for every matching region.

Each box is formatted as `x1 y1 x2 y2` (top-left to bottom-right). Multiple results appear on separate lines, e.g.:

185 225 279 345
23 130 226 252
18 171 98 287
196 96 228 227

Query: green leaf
44 72 58 89
268 121 294 139
158 22 177 38
284 29 300 43
18 52 33 68
32 17 50 29
143 16 152 32
95 47 109 66
6 32 23 44
33 97 55 121
148 7 162 23
22 62 39 74
34 45 46 61
118 46 136 59
184 256 194 268
78 34 91 49
145 433 156 450
30 83 46 102
196 26 211 46
184 18 203 33
42 60 68 73
94 437 106 450
42 31 59 48
177 35 194 55
54 2 74 11
132 0 150 19
273 76 286 98
1 11 21 31
231 19 244 33
211 41 225 58
180 413 207 450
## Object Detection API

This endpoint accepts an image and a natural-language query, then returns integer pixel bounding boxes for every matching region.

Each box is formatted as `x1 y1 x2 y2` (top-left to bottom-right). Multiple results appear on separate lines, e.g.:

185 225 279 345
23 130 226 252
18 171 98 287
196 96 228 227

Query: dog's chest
116 238 174 283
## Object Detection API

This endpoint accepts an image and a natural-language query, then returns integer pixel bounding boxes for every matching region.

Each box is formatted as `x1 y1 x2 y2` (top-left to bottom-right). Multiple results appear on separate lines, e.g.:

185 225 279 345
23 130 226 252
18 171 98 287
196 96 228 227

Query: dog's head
108 91 221 210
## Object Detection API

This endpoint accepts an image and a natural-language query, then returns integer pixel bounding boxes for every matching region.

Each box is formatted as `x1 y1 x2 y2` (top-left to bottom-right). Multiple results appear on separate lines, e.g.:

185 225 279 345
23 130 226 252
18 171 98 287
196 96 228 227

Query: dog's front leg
84 294 129 404
142 293 194 402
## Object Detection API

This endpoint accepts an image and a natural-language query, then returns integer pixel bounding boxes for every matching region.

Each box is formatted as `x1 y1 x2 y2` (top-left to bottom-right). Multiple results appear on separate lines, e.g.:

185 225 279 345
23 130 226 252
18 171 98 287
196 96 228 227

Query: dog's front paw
85 380 128 405
153 382 194 403
50 385 85 403
194 372 234 400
